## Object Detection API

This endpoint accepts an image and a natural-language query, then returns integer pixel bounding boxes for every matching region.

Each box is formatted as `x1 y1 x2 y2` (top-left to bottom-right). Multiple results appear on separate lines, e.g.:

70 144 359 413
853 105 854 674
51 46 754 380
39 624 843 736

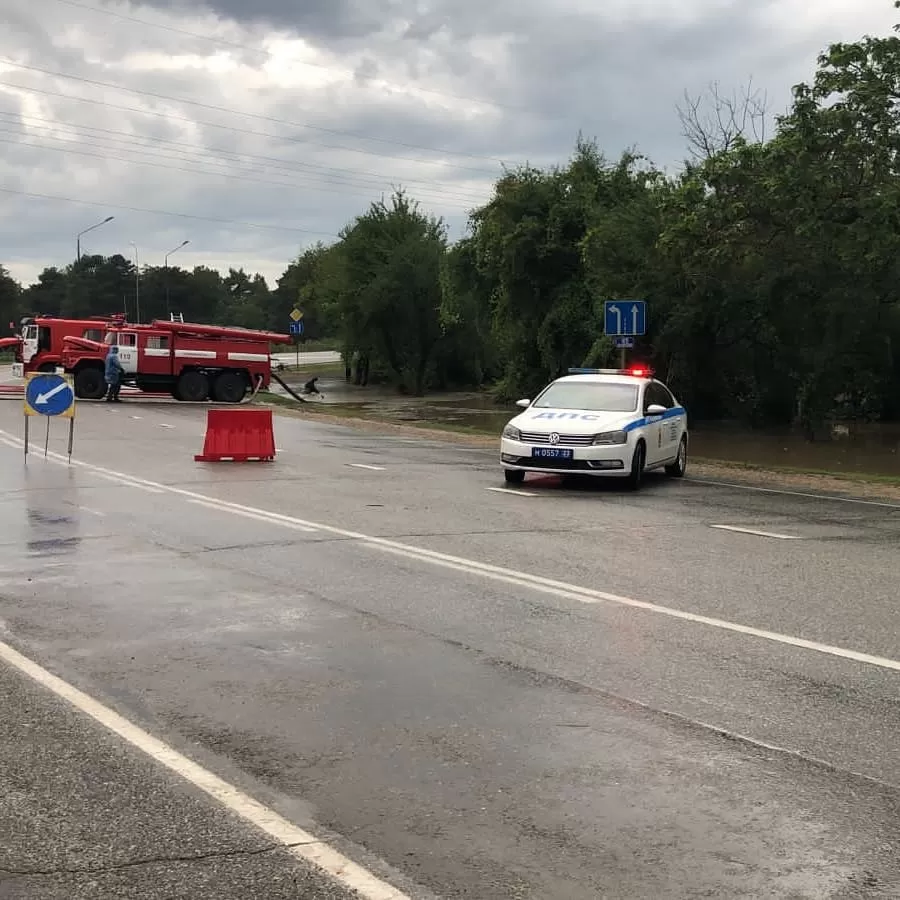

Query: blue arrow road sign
25 373 75 417
604 300 646 337
289 321 305 336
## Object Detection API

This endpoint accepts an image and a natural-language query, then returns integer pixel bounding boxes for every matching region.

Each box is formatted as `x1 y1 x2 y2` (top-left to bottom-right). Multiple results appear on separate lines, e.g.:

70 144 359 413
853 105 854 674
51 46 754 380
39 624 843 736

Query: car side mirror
515 398 531 408
645 404 666 416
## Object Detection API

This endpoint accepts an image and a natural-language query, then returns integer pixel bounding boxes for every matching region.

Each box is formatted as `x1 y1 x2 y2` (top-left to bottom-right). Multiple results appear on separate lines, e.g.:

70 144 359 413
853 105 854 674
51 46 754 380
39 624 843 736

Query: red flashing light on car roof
566 366 655 377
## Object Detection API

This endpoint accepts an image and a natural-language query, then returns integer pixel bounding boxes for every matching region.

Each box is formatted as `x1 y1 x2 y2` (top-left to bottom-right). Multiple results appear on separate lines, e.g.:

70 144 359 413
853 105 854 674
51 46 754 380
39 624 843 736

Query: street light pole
164 239 190 317
76 215 114 261
129 241 140 323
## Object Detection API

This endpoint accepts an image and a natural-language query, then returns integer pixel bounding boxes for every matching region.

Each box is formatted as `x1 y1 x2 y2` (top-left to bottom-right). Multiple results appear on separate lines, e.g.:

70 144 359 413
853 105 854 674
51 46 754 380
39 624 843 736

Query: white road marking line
94 472 164 494
4 428 900 674
186 498 316 532
0 640 409 900
349 463 385 471
77 506 106 517
710 524 801 540
689 477 900 511
486 487 538 497
159 423 173 429
130 415 143 420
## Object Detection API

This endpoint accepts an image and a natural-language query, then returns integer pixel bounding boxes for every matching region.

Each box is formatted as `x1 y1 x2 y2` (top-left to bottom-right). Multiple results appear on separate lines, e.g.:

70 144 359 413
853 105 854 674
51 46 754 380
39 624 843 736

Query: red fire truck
2 314 124 376
61 318 290 402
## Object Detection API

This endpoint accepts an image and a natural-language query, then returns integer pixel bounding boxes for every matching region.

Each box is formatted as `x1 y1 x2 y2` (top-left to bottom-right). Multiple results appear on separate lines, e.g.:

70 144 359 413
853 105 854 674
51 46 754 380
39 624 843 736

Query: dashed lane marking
689 477 900 511
710 524 801 540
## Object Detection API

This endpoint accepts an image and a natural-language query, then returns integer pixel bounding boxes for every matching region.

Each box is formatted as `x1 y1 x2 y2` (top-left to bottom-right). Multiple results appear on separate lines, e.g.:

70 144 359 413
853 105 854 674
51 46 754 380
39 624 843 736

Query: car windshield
533 382 639 412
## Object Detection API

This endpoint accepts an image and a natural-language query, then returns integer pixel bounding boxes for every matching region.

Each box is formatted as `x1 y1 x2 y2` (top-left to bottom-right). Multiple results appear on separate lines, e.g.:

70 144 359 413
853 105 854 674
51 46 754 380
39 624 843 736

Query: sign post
289 309 305 368
23 372 76 463
603 300 647 367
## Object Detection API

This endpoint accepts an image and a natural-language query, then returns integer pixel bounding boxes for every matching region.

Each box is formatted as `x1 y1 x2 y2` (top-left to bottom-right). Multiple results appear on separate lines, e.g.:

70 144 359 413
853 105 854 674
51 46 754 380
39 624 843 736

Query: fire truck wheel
175 370 210 402
74 366 106 400
212 372 247 403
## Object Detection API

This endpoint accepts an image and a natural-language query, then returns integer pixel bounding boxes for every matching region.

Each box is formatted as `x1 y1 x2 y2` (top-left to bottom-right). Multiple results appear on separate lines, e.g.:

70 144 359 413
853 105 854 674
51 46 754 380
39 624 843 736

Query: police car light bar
567 366 654 377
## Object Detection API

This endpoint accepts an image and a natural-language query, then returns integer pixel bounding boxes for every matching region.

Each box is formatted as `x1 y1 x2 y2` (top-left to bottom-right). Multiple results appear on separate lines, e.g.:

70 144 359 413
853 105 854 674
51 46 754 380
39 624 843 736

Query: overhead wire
0 77 504 179
0 130 477 213
0 115 487 209
0 58 511 172
0 109 489 203
0 184 341 236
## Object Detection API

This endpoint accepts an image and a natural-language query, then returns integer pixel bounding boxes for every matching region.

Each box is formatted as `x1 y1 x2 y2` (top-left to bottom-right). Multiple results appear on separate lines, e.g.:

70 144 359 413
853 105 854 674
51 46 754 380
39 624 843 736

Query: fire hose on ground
267 370 308 404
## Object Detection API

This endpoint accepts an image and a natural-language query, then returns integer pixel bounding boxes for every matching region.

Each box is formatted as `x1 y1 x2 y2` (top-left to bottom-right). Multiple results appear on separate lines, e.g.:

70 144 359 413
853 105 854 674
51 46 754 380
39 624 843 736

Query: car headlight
592 430 627 445
502 424 521 441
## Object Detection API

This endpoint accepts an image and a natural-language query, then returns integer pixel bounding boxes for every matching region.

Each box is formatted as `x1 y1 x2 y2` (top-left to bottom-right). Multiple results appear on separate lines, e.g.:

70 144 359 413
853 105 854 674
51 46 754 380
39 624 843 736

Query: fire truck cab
6 315 123 377
62 319 290 402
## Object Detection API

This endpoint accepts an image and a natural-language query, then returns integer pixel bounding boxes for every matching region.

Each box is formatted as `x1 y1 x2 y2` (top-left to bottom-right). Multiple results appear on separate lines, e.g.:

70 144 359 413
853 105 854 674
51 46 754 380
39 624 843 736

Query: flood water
277 376 900 478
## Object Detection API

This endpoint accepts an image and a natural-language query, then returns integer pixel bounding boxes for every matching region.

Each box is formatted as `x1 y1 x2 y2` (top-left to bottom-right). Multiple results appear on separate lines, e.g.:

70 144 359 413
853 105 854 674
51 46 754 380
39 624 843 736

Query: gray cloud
132 0 398 41
1 0 897 289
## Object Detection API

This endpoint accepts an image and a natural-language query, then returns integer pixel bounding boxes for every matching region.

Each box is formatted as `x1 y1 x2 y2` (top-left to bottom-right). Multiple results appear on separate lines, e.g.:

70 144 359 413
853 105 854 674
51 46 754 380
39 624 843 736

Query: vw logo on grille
549 432 560 444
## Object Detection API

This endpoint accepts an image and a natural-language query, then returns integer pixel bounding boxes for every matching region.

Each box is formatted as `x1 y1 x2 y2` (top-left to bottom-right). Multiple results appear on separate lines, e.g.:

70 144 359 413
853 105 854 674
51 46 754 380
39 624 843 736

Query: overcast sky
1 0 896 290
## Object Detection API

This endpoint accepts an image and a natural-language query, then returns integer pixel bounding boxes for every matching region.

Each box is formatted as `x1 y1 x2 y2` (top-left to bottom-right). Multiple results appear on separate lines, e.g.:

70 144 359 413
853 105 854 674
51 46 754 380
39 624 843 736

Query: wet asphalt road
1 398 900 898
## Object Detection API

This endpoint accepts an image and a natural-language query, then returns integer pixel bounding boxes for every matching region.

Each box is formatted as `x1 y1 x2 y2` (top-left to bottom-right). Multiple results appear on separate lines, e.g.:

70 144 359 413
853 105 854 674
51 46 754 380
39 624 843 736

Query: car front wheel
504 469 525 485
666 436 688 477
626 441 645 490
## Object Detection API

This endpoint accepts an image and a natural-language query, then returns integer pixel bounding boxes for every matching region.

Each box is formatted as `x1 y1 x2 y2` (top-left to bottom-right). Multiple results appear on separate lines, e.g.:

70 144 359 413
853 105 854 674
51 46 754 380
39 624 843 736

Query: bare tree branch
677 79 770 160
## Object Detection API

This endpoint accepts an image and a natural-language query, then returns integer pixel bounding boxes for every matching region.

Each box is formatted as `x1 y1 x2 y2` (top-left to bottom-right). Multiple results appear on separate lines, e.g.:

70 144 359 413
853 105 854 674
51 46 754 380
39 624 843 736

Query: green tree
0 265 22 337
467 140 651 398
274 242 336 339
324 192 448 393
219 268 273 330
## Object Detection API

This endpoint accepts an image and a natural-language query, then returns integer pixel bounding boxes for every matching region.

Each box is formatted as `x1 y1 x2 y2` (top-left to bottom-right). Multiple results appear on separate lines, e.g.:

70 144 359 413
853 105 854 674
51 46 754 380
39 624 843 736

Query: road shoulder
262 402 900 504
0 659 370 900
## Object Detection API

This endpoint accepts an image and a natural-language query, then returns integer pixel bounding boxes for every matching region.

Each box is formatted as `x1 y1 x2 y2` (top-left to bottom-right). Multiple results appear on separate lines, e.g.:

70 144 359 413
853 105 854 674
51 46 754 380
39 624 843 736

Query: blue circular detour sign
24 373 76 417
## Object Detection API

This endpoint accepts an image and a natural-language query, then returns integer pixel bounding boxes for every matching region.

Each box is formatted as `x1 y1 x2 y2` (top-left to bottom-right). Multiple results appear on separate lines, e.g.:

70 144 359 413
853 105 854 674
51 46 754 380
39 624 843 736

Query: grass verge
687 456 900 487
256 395 900 500
272 362 346 379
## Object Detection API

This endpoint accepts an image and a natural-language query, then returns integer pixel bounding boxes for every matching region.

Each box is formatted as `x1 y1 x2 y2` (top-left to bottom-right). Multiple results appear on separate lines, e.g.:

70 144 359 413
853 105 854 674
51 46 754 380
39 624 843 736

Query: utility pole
75 216 114 261
129 241 140 323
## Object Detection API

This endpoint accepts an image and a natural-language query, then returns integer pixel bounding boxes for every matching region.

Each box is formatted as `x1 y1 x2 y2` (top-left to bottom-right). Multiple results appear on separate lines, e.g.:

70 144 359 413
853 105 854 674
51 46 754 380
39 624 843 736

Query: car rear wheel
626 441 645 490
666 436 688 477
504 469 525 485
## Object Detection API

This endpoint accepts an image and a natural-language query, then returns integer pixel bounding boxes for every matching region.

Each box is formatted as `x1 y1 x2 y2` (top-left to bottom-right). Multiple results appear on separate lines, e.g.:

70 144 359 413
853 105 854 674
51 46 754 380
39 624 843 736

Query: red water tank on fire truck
62 319 291 402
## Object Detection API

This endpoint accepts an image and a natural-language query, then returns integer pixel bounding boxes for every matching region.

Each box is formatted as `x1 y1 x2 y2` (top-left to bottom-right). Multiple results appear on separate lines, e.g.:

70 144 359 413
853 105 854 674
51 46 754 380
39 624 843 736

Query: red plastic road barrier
195 408 276 462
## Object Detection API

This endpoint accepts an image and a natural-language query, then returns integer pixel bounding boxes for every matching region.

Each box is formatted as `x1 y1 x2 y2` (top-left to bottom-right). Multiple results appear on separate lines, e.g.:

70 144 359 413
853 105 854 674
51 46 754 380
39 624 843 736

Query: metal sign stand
23 372 76 465
289 308 304 370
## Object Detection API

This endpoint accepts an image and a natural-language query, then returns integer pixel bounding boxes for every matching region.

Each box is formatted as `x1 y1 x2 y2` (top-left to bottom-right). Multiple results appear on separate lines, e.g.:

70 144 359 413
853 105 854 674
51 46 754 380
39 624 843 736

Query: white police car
500 367 688 489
